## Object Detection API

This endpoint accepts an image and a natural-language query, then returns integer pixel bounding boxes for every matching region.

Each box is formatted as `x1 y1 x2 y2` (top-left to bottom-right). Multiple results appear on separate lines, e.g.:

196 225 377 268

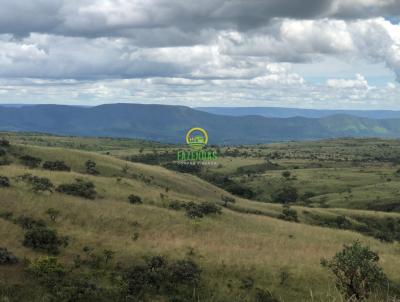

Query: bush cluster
19 155 42 168
0 247 18 265
0 138 10 147
43 160 71 172
123 256 201 300
85 160 99 175
272 186 298 203
23 226 69 255
16 174 54 193
278 205 298 222
128 194 142 204
56 179 96 199
185 201 222 219
27 256 66 287
0 176 10 188
14 215 47 230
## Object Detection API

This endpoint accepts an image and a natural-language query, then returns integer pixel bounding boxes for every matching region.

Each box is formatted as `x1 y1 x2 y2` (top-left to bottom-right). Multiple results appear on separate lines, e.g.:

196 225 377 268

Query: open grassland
0 133 400 301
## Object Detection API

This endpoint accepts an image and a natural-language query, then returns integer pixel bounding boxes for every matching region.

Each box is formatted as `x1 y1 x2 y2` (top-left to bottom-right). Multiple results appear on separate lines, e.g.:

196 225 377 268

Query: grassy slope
0 143 400 301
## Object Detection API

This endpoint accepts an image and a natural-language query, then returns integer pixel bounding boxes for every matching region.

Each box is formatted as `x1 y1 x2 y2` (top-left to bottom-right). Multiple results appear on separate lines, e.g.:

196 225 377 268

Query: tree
273 186 298 203
321 240 387 301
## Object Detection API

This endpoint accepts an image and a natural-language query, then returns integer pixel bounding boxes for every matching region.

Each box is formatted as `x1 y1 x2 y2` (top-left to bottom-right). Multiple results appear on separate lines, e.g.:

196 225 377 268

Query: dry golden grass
0 144 400 301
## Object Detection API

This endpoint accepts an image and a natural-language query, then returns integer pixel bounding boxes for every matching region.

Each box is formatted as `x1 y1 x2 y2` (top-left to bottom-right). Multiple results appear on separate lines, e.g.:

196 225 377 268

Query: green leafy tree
321 240 387 301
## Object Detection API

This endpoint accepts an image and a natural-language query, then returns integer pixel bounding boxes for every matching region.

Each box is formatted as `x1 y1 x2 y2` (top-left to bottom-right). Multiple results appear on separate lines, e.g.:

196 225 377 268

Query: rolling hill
197 106 400 119
1 134 400 301
1 104 400 144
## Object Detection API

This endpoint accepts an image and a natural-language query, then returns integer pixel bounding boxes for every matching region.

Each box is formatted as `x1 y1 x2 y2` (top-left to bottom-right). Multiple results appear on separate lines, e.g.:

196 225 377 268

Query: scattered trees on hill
43 160 71 172
56 179 96 199
321 240 387 301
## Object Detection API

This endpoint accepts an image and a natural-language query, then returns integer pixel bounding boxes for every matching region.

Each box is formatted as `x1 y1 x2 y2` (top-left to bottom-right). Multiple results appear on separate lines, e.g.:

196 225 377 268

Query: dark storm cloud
0 0 396 41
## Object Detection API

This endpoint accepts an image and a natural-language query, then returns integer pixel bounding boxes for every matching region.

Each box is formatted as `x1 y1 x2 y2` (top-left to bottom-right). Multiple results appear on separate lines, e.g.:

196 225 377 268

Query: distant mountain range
1 103 400 144
197 107 400 119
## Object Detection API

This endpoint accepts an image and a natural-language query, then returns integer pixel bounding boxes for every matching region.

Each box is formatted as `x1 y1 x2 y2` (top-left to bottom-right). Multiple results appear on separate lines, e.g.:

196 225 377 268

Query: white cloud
326 74 370 89
0 1 399 108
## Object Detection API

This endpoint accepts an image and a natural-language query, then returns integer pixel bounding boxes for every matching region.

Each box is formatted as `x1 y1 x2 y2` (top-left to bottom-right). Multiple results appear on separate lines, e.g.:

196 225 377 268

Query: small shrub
0 247 18 265
46 208 60 222
128 194 142 204
23 226 68 255
278 205 298 222
14 215 47 230
240 276 254 289
19 155 42 168
0 138 10 147
300 191 316 202
169 259 201 285
56 179 96 199
85 160 99 175
43 160 71 172
0 176 10 188
282 171 291 179
168 200 184 211
254 288 279 302
221 195 236 207
321 240 387 301
27 256 66 287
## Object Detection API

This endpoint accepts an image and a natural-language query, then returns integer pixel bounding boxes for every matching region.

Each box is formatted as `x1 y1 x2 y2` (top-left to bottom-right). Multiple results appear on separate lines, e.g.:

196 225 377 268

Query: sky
1 0 400 109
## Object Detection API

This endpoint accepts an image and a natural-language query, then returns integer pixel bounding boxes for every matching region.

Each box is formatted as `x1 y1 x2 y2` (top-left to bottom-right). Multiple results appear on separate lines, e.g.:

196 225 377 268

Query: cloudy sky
1 0 400 109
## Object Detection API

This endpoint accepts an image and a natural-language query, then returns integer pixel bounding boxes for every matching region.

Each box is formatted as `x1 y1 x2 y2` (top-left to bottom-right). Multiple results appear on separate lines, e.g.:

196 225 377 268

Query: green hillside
0 134 400 301
2 104 400 144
